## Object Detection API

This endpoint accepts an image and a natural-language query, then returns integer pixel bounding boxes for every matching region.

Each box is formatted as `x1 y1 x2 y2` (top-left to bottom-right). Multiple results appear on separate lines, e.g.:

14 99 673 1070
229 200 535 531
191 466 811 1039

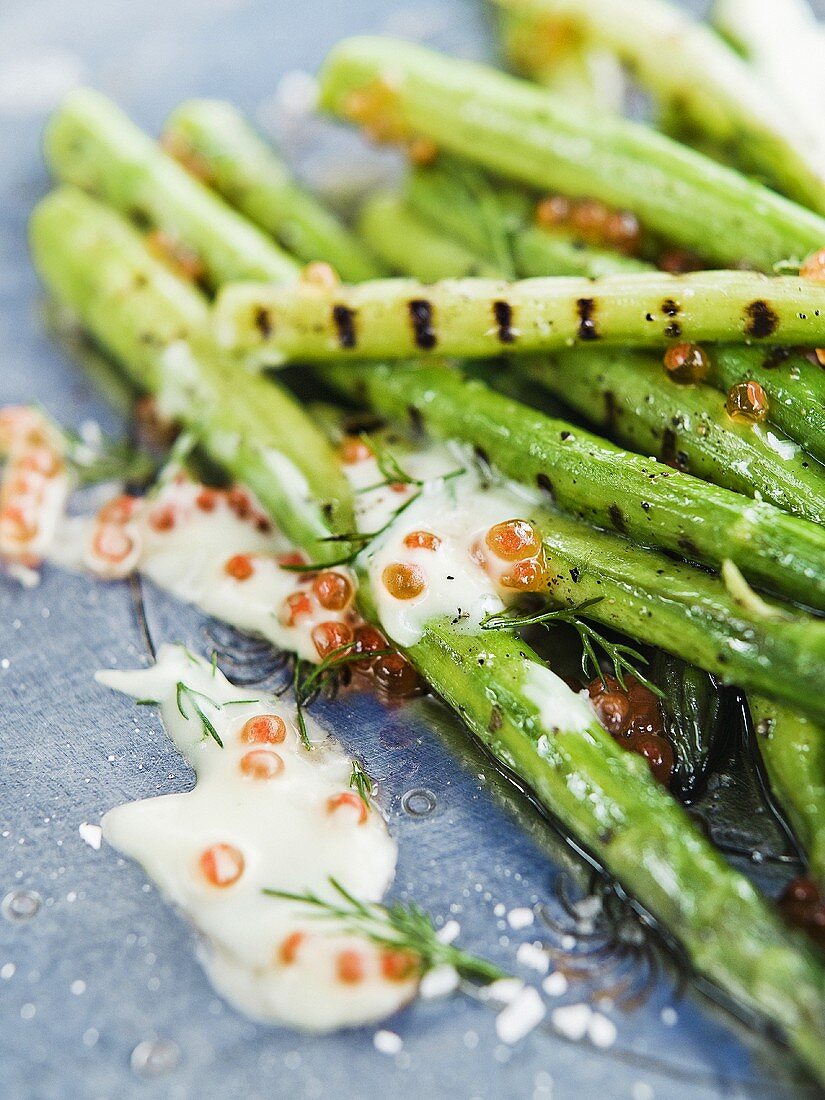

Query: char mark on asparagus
408 298 437 350
332 303 358 349
576 297 599 341
745 299 780 339
492 299 515 343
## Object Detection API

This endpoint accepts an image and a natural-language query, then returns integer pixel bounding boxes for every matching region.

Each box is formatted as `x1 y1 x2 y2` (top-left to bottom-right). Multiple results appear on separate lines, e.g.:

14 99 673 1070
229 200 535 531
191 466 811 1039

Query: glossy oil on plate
0 1 821 1098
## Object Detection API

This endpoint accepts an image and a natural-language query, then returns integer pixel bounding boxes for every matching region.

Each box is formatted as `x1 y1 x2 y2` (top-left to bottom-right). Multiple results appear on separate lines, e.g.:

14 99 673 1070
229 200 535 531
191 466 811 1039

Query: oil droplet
130 1038 181 1078
2 890 41 922
401 788 437 816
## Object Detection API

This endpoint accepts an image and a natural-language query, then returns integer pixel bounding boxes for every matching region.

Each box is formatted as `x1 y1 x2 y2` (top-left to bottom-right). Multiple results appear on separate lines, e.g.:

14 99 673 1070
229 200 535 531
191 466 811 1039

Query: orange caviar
99 494 139 525
312 621 354 659
342 78 406 144
663 343 710 385
382 561 426 600
373 653 423 698
352 625 388 671
313 570 353 611
239 749 285 780
485 519 540 562
225 554 255 581
336 949 365 984
327 791 368 825
726 380 769 423
277 550 307 568
800 248 825 283
500 558 547 592
403 530 441 551
407 136 438 166
91 525 135 564
148 504 176 533
281 591 314 626
146 228 205 282
240 714 287 745
227 486 252 520
339 436 372 465
536 194 641 254
278 930 306 965
199 843 245 888
195 487 218 512
381 948 420 982
299 261 340 290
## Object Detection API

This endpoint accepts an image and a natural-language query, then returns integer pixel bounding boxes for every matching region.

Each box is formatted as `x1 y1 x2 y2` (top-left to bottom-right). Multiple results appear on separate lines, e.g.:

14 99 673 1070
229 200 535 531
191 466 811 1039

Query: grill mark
608 503 626 533
254 307 273 338
664 321 682 339
763 346 791 370
536 472 554 499
662 298 680 317
678 534 700 559
661 428 677 465
408 299 437 350
492 299 515 343
744 299 779 339
576 297 599 341
332 304 357 349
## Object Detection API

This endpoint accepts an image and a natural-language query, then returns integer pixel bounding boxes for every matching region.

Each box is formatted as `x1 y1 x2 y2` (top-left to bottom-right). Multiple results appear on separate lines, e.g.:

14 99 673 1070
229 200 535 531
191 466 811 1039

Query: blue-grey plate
0 2 821 1097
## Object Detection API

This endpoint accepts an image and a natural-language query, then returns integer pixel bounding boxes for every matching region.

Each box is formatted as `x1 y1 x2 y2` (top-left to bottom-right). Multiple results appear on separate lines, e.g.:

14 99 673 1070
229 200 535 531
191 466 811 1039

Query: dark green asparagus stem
162 99 385 282
43 89 299 288
320 361 825 613
318 36 825 270
525 347 825 523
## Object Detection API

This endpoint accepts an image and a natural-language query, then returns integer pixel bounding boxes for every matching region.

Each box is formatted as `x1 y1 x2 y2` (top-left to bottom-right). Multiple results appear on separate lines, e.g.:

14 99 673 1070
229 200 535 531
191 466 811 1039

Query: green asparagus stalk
215 270 825 361
29 187 351 558
357 192 501 280
43 89 299 288
706 346 825 468
406 159 653 278
161 99 385 282
318 36 825 270
31 188 825 1082
319 361 825 613
713 0 825 178
489 0 825 212
495 5 626 111
525 347 825 524
749 695 825 885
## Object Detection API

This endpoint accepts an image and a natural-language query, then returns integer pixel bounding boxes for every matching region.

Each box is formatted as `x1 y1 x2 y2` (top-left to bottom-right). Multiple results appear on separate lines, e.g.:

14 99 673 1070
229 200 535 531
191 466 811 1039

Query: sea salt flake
588 1011 617 1049
420 963 459 1000
551 1002 592 1041
373 1029 403 1055
542 971 569 997
495 986 546 1044
436 919 460 944
507 907 534 930
516 941 549 974
78 823 102 850
484 977 524 1004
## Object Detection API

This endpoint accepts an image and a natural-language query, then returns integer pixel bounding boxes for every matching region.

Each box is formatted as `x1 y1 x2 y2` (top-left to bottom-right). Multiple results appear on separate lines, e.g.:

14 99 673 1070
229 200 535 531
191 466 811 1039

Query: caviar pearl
800 248 825 283
313 570 353 611
336 949 365 984
485 519 540 562
199 843 245 888
224 553 254 581
382 561 426 600
327 791 368 824
278 931 306 965
663 343 710 385
240 714 287 745
726 380 769 423
239 749 285 780
403 530 441 551
312 621 354 659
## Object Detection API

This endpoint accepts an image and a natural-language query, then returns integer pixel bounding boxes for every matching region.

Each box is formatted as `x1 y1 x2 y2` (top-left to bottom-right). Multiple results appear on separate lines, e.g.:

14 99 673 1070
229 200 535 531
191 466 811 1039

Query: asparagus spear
318 36 825 270
43 89 299 288
319 361 825 613
357 192 501 280
489 0 825 211
30 189 825 1083
713 0 825 178
526 346 825 524
29 187 352 558
162 99 385 282
707 346 825 468
215 270 825 362
749 695 825 885
406 159 653 278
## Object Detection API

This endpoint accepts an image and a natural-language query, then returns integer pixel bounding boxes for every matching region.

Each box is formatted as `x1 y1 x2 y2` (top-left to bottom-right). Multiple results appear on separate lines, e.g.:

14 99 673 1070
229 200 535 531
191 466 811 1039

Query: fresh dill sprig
482 598 665 699
262 876 504 984
292 644 396 749
359 432 424 489
349 759 374 807
292 659 313 750
175 681 224 747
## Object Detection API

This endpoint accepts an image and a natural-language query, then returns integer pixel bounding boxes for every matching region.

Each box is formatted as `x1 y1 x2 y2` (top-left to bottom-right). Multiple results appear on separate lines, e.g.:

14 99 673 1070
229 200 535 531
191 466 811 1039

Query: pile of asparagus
28 0 825 1083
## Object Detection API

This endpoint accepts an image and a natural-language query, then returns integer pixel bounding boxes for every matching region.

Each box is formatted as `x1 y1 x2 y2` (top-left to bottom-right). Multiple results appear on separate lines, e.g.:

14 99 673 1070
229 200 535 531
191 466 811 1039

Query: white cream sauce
99 644 416 1031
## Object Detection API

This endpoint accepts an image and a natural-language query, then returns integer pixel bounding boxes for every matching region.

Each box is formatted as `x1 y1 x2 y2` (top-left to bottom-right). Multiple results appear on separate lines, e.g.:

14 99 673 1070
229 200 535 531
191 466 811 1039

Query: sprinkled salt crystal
542 971 569 998
78 823 102 850
551 1002 592 1041
484 977 524 1004
587 1012 617 1049
436 919 460 944
631 1083 654 1100
660 1006 678 1027
574 895 602 921
507 907 534 930
70 979 86 996
493 903 506 917
373 1029 403 1055
0 659 8 669
495 986 546 1044
7 563 40 588
0 963 15 980
420 963 459 1000
516 942 549 974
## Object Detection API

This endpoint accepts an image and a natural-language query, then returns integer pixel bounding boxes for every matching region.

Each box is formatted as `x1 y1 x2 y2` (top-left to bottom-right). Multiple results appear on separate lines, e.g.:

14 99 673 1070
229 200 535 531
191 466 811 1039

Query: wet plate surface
0 1 821 1097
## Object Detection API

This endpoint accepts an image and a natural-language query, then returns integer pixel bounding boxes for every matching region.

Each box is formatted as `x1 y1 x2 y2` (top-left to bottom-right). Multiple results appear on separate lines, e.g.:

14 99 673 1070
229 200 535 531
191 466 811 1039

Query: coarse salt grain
373 1029 403 1055
495 986 546 1044
419 963 459 1000
436 919 460 944
516 941 549 974
484 977 524 1004
507 907 534 930
78 823 102 850
587 1011 617 1049
551 1002 592 1041
542 971 569 997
